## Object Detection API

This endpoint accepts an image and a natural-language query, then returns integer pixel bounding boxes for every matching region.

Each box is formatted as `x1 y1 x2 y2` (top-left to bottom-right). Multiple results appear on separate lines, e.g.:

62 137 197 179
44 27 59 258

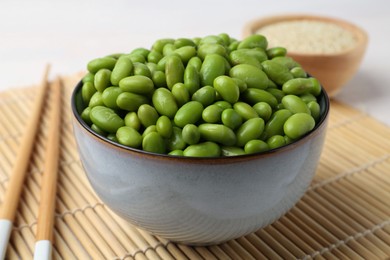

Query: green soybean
89 92 104 108
142 132 166 154
242 88 278 108
191 86 215 106
198 124 236 146
197 43 227 60
116 126 142 148
233 102 259 120
174 101 204 128
266 47 287 58
236 118 265 147
90 106 124 134
147 50 164 64
130 47 150 58
213 75 240 104
174 38 196 48
183 64 200 95
183 142 221 157
87 57 117 74
272 56 300 70
166 127 187 151
182 124 200 145
284 113 315 139
133 62 152 78
187 56 202 72
91 124 106 136
174 46 197 63
282 78 321 96
152 71 167 88
156 115 173 138
82 73 94 83
202 104 223 123
142 125 157 138
290 66 307 78
166 55 184 90
214 100 232 110
253 102 272 122
229 48 267 68
116 92 149 111
221 108 242 130
281 94 311 114
169 150 184 156
221 146 246 156
307 101 321 121
172 83 190 107
267 135 286 149
106 133 118 142
119 75 154 95
111 56 133 85
94 69 111 92
200 54 226 86
81 107 92 125
124 112 141 131
261 60 293 86
138 104 159 128
229 64 269 89
237 34 268 49
244 139 269 154
81 82 96 104
152 38 175 53
152 88 178 118
262 109 293 139
102 86 123 109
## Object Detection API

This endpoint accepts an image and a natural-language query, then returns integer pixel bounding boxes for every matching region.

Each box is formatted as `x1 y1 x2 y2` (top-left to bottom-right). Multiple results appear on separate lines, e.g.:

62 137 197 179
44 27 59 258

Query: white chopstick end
0 219 13 259
34 240 52 260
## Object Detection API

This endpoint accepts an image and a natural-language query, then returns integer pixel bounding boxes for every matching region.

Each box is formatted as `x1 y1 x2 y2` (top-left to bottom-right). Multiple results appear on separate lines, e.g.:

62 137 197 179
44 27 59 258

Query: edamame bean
81 107 92 125
169 150 184 156
187 56 202 72
125 53 146 64
229 48 267 68
182 124 200 145
272 56 300 70
233 102 259 120
133 62 152 78
221 146 245 156
172 83 190 107
174 38 196 48
94 69 111 92
174 46 197 63
81 82 96 104
214 100 232 110
281 94 311 114
82 73 94 83
191 86 215 106
266 47 287 59
261 60 293 86
202 104 223 123
221 108 242 130
283 113 315 139
142 125 157 138
229 64 269 89
116 126 142 148
138 104 159 127
119 75 154 95
110 56 133 85
162 43 176 56
253 102 272 122
242 88 278 108
300 93 317 103
91 124 106 136
116 92 149 111
156 115 173 138
237 34 268 49
267 135 286 149
197 43 227 60
102 86 123 109
213 75 240 104
124 112 141 131
262 109 292 139
90 106 124 134
130 47 150 58
267 88 285 102
307 101 321 122
290 67 307 78
142 132 166 154
282 78 321 96
89 92 104 108
106 133 118 142
174 101 203 127
166 55 184 90
147 50 164 64
183 64 200 95
152 88 178 118
183 142 221 157
232 78 247 93
236 118 265 147
200 54 226 86
166 127 186 151
87 57 117 74
152 38 175 53
244 139 269 154
152 71 167 88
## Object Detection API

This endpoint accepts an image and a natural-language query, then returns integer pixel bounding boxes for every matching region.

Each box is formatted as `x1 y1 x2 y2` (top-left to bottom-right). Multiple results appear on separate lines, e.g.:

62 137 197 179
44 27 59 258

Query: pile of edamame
80 33 323 157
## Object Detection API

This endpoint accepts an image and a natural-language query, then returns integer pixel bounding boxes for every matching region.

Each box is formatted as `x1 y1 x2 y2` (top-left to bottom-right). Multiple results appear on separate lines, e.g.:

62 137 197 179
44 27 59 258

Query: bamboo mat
0 74 390 260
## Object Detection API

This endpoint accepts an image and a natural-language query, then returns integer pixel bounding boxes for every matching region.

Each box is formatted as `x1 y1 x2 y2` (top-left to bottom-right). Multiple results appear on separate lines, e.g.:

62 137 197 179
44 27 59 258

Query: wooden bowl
242 14 368 97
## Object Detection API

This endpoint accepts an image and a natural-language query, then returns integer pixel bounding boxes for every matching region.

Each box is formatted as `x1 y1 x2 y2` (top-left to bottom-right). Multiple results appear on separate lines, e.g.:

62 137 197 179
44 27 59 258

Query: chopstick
33 77 62 260
0 65 51 259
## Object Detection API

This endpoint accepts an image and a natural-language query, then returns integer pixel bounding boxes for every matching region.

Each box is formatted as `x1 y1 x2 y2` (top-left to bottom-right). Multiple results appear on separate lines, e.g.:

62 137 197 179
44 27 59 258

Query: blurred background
1 0 389 125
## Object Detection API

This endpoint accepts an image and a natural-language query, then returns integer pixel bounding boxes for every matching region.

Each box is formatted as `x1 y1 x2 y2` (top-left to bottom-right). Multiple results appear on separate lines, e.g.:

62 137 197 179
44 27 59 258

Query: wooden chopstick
0 65 51 259
33 77 62 260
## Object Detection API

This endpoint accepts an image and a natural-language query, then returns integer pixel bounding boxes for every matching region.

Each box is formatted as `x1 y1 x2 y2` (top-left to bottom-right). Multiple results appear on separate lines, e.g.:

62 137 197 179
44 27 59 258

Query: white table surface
1 0 389 126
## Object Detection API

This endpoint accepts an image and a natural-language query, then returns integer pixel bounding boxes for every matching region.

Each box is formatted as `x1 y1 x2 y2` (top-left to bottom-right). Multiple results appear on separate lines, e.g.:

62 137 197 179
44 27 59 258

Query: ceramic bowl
71 81 329 245
242 14 368 97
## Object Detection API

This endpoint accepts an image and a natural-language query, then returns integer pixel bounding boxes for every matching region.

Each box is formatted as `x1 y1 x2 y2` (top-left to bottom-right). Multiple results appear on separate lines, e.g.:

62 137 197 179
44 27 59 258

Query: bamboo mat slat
0 74 390 260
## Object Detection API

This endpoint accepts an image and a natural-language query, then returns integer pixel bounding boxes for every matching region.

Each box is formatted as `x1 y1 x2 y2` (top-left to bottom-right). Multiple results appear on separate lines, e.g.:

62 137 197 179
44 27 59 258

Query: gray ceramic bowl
71 81 329 245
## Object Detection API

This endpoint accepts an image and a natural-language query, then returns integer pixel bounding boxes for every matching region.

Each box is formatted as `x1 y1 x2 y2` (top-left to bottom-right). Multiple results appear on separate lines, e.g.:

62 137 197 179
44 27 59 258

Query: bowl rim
242 13 369 58
71 80 330 164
